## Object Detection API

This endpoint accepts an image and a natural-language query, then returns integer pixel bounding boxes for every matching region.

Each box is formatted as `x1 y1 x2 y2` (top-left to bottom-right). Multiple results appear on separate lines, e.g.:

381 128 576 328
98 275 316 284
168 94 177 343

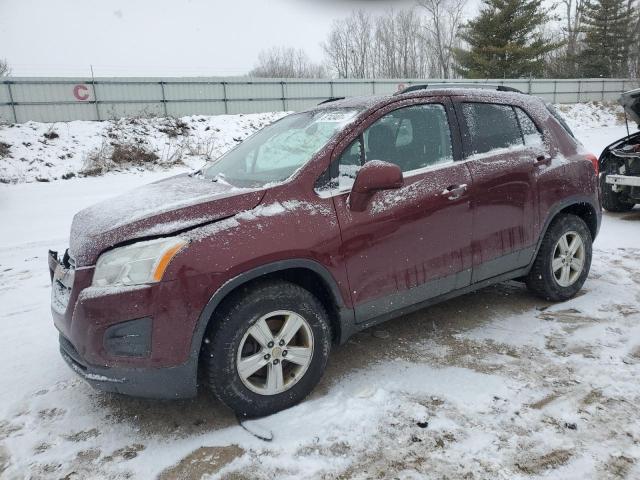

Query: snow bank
555 101 626 130
0 112 288 184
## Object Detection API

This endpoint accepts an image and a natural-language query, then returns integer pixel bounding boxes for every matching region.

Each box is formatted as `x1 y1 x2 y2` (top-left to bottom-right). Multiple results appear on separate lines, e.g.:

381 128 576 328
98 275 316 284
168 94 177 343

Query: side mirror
349 160 403 212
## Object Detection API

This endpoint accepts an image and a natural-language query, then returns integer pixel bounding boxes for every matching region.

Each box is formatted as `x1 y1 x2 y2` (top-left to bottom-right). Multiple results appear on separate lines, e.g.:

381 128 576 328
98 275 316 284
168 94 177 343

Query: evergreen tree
453 0 561 78
578 0 638 77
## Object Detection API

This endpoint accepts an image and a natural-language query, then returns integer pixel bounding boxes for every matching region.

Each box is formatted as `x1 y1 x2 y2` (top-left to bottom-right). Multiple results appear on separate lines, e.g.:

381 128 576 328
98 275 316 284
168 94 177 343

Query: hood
620 88 640 127
69 174 264 266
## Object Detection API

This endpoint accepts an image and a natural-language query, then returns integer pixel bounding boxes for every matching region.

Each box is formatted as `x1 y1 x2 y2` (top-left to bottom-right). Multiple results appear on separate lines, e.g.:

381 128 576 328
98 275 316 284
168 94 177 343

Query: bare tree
555 0 586 76
249 47 325 78
627 0 640 77
323 20 350 78
324 8 438 79
0 59 10 77
322 12 374 78
564 0 585 58
349 11 374 77
417 0 467 78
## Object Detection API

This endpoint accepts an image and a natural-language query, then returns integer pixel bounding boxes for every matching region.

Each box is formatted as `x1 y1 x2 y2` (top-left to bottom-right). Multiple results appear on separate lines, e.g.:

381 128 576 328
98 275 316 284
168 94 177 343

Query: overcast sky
1 0 418 77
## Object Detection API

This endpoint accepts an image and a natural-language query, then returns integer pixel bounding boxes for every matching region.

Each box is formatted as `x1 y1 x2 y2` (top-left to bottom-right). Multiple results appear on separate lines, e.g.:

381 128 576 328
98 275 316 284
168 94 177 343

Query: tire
526 214 592 302
600 171 635 213
202 280 331 417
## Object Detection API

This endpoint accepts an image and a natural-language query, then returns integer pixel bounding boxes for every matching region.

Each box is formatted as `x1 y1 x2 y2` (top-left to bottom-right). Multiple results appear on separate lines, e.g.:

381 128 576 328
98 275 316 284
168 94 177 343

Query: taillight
586 153 599 175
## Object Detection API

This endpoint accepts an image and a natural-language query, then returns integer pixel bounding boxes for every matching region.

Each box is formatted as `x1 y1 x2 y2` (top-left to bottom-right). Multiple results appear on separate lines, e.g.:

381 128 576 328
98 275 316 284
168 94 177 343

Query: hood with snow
620 88 640 127
69 174 264 266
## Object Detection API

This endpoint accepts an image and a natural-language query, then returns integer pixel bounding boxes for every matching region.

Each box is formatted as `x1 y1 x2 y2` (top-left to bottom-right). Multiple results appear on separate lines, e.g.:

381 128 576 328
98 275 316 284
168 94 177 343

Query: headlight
92 237 187 287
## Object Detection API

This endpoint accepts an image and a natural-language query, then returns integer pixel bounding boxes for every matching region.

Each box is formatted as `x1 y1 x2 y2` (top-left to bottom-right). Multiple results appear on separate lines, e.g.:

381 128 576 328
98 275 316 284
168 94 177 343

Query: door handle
442 183 468 200
534 155 551 166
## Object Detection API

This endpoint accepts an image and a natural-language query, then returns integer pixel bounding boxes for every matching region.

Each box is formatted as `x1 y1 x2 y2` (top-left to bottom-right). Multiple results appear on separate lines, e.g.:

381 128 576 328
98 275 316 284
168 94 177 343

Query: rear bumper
59 333 197 399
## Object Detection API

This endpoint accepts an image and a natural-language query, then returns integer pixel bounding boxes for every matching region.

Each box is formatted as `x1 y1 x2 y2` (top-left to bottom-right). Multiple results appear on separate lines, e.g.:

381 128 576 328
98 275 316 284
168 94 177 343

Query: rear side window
462 103 523 155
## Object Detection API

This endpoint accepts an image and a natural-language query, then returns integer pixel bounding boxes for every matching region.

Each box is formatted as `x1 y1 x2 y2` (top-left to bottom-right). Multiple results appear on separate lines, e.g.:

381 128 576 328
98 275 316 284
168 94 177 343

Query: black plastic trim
59 334 196 399
104 317 153 358
345 265 531 336
355 269 472 324
533 195 601 259
190 259 355 359
472 246 536 283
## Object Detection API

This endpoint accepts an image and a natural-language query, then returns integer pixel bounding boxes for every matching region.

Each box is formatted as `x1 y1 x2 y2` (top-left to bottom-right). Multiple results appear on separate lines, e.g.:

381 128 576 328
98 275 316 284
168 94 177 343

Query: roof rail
395 83 524 95
318 97 345 105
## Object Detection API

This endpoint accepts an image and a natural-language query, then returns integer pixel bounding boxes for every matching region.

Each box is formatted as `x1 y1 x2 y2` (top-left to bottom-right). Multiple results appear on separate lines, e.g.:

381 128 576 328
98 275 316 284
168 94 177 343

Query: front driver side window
336 104 453 190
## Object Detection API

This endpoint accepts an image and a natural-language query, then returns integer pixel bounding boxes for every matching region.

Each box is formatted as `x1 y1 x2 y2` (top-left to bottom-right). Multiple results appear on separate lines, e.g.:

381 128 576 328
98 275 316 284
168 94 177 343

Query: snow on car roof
312 87 534 113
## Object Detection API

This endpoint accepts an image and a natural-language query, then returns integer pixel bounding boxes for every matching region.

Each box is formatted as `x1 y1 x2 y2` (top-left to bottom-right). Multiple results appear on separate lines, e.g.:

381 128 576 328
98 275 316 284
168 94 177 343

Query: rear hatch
620 88 640 127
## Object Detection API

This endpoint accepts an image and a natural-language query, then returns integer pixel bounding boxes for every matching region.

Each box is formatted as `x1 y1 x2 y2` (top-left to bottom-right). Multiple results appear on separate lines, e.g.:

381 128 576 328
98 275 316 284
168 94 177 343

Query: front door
326 99 473 324
454 101 541 283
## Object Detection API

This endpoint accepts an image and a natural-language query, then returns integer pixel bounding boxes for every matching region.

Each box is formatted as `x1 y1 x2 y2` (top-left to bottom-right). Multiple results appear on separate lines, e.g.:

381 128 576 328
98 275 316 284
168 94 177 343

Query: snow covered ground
1 106 639 479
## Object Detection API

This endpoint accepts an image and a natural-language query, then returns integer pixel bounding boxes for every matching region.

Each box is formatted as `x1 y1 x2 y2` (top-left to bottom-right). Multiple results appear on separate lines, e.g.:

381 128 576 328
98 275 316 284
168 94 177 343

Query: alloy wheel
552 231 585 287
236 310 314 395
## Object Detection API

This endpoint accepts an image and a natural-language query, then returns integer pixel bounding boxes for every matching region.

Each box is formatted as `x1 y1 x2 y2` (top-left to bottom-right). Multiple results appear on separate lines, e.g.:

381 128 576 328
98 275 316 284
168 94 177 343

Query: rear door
320 98 473 323
454 100 543 283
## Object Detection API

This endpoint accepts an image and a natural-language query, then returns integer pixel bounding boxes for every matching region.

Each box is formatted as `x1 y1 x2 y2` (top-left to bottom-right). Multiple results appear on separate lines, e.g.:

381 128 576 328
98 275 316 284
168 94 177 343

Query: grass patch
81 140 180 177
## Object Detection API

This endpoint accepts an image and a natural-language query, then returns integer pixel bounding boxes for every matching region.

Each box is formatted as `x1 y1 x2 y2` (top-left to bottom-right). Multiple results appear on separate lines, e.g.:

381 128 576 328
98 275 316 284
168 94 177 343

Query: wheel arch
557 202 599 240
189 259 354 372
531 196 601 271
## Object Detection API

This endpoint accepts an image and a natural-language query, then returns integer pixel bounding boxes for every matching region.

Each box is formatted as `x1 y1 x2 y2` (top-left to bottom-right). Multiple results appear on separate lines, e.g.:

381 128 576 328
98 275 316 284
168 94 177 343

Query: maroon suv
49 86 601 416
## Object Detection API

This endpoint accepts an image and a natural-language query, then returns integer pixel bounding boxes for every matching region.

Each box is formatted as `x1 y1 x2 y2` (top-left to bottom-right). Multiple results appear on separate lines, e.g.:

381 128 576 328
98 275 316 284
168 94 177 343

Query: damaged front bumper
58 333 196 399
49 249 198 399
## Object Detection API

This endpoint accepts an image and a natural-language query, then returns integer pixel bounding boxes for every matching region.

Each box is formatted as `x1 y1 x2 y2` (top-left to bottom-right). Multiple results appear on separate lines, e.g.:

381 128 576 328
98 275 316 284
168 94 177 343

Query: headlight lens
92 237 187 287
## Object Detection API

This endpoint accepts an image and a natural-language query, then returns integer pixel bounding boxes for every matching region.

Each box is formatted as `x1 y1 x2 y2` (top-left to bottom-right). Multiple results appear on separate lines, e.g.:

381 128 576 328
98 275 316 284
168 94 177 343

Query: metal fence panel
331 81 375 97
165 101 227 117
227 99 284 115
0 77 638 123
99 101 165 119
0 105 14 122
163 82 225 101
284 82 332 100
97 82 162 102
16 103 96 123
0 83 11 103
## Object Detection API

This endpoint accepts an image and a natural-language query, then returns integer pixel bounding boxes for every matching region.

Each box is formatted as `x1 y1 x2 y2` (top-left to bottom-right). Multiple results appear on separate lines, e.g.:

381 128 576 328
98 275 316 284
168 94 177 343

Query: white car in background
600 88 640 211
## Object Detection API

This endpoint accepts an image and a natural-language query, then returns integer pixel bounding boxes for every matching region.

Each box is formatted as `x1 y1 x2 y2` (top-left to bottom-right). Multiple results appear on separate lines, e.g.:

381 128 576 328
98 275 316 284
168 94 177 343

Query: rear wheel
203 280 331 417
526 214 592 301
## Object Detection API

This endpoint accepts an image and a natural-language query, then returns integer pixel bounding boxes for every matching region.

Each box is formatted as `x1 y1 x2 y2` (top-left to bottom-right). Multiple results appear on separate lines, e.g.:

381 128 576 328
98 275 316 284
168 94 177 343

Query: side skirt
340 264 531 342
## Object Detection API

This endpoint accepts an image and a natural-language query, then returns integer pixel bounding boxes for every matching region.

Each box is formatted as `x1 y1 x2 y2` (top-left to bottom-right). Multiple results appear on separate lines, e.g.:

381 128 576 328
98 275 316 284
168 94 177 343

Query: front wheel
203 280 331 417
526 214 593 301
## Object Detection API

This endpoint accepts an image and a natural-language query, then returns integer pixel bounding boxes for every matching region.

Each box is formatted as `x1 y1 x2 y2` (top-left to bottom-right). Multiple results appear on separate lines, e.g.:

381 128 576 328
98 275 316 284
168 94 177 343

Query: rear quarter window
545 103 576 139
515 107 544 146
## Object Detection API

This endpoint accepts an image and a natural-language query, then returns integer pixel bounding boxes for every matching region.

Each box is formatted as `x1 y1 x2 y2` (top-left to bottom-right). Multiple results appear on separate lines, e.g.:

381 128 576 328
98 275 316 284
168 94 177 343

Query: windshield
201 109 359 187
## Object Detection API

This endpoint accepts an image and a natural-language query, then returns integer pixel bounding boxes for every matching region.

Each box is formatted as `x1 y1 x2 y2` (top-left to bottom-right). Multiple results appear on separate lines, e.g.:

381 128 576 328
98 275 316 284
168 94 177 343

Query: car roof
312 87 533 114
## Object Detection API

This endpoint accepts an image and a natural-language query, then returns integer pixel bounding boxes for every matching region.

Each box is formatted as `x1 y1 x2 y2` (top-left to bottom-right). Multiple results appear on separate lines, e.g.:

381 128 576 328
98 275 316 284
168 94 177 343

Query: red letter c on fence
73 84 90 101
